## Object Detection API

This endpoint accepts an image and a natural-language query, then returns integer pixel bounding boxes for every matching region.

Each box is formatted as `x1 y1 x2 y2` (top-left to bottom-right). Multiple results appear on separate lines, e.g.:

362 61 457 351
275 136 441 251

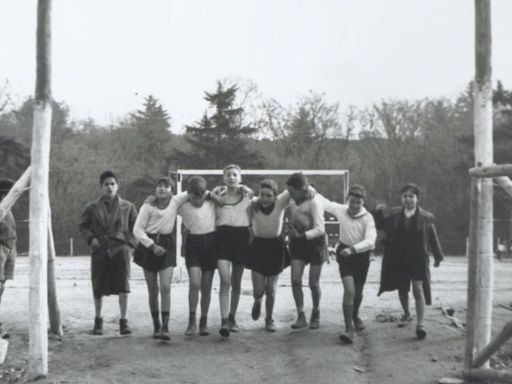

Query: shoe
153 327 161 339
185 320 197 336
291 312 308 329
309 309 320 330
119 319 132 335
397 314 413 328
416 324 427 340
219 323 230 338
228 315 240 332
251 301 262 321
160 325 171 341
353 317 365 331
92 317 103 335
199 317 210 336
265 318 276 332
339 332 354 344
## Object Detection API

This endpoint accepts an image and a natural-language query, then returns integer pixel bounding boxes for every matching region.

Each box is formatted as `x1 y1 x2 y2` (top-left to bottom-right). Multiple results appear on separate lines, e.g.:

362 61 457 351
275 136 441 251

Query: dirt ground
1 255 511 384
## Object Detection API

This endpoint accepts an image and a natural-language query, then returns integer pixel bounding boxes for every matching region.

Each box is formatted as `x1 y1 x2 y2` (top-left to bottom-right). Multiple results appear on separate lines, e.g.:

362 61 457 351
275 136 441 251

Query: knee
189 280 201 292
231 280 241 293
309 279 320 291
291 276 302 288
160 283 171 296
344 289 355 302
265 287 275 299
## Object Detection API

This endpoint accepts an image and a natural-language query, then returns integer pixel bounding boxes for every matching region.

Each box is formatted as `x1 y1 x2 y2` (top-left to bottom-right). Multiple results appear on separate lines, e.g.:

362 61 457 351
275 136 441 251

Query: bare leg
229 263 245 324
144 269 159 314
264 275 279 320
309 264 323 310
158 266 173 313
187 267 202 314
94 297 103 318
217 259 231 337
200 269 214 317
251 271 265 321
341 275 355 342
118 293 128 319
412 280 426 338
291 260 307 329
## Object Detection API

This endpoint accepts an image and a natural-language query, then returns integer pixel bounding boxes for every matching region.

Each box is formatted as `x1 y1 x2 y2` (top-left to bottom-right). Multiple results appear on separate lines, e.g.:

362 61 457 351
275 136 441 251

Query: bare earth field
1 256 511 384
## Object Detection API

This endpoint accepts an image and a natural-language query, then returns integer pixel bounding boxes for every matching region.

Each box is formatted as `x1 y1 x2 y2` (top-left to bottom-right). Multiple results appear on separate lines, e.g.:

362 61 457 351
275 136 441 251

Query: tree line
1 80 511 255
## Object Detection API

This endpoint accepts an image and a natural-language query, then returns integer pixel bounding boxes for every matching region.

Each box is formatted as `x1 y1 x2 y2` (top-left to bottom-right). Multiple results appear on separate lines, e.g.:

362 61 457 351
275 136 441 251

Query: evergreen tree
175 81 263 168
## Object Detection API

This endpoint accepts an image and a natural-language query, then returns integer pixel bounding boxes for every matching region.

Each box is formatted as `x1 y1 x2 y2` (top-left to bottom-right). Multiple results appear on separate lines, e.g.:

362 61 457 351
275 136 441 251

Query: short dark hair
187 176 207 196
286 172 308 190
348 184 366 199
223 164 242 174
401 183 420 197
99 170 117 184
156 176 175 188
259 179 278 196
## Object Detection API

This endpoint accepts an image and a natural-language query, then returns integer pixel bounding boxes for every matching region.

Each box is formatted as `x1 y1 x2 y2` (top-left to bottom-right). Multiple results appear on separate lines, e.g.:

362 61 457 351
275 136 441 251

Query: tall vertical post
465 0 494 369
29 0 52 378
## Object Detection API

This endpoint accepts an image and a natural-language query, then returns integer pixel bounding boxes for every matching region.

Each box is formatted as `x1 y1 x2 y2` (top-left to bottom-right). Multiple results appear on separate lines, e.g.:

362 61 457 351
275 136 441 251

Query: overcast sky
1 0 511 132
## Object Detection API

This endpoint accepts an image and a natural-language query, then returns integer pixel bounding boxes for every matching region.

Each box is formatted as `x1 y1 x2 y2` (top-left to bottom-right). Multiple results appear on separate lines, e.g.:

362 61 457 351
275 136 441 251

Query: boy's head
99 170 118 198
258 179 278 207
223 164 242 188
347 184 366 215
155 176 174 199
286 172 309 202
400 183 420 210
187 176 207 207
0 178 14 201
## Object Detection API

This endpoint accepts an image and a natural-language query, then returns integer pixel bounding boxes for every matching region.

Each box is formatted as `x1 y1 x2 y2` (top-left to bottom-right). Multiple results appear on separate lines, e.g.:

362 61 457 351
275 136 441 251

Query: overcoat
373 207 443 305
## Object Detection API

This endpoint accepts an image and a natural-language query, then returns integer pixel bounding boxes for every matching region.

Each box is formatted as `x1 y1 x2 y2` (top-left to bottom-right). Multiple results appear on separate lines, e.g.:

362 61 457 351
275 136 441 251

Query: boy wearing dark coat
373 183 443 340
0 178 17 338
79 170 137 335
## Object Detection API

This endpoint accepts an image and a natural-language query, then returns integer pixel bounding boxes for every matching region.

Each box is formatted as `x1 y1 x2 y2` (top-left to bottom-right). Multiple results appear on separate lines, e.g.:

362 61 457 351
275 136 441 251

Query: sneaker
353 317 365 331
309 309 320 330
92 317 103 335
265 318 276 332
185 320 197 336
160 325 171 341
219 322 230 338
251 301 262 321
119 319 132 335
153 327 161 339
228 315 240 332
199 317 210 336
398 314 413 328
291 312 308 329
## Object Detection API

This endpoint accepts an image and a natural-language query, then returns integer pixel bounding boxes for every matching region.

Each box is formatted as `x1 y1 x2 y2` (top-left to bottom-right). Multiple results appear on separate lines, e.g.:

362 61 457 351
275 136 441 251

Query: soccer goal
173 169 350 273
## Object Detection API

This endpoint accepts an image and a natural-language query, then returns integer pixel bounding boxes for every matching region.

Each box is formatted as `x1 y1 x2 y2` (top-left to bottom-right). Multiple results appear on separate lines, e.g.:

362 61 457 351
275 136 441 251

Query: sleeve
352 214 377 253
372 207 386 231
304 198 325 240
133 204 154 248
319 195 344 217
276 190 291 209
173 191 189 208
427 216 444 263
78 204 96 245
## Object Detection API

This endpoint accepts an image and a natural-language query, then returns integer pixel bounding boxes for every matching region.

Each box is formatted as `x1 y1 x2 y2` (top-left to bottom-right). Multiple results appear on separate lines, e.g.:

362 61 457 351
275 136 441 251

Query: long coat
373 206 443 305
78 195 137 250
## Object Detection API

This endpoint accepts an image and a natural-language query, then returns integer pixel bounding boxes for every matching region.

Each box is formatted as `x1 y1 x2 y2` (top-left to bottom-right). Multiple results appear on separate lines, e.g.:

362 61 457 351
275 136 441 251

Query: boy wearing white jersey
286 173 326 330
321 185 376 344
178 176 218 336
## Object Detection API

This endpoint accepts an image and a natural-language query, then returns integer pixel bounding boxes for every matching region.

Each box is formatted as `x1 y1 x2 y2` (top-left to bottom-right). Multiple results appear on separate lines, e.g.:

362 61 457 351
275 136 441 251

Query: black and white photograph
0 1 512 383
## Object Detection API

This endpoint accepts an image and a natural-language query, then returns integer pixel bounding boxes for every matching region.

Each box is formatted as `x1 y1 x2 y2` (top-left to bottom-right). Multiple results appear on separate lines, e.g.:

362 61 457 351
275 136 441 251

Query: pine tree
175 82 262 168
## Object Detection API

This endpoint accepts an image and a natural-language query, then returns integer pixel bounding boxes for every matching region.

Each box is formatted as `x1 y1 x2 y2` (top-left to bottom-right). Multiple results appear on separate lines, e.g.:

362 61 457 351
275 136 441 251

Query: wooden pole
463 368 512 383
47 206 62 336
28 0 52 378
469 164 512 178
465 0 494 369
472 321 512 368
0 167 31 222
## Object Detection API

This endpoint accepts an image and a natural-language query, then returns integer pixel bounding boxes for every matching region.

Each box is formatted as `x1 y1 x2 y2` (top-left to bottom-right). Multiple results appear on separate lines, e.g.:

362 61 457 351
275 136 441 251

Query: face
101 177 118 198
223 168 241 188
155 182 173 199
287 185 307 203
347 195 364 215
188 192 205 208
259 187 276 208
401 190 418 210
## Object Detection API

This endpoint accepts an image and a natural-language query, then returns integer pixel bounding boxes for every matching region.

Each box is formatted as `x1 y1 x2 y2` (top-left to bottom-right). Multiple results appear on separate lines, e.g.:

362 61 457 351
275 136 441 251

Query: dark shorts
91 244 131 298
337 248 371 285
185 232 217 271
247 237 291 277
133 233 176 272
216 226 250 265
0 244 16 281
289 236 326 266
399 258 427 283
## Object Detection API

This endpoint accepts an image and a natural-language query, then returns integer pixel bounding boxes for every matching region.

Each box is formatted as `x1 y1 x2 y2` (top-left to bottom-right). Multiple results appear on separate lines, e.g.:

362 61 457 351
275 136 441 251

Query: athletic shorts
246 237 291 277
0 243 16 281
133 233 176 272
337 247 371 285
185 232 217 271
216 226 250 265
289 236 326 266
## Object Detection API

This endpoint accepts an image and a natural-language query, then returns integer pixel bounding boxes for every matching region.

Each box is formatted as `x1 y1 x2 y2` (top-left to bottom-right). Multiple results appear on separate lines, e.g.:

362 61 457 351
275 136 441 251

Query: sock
161 311 169 329
151 311 160 330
